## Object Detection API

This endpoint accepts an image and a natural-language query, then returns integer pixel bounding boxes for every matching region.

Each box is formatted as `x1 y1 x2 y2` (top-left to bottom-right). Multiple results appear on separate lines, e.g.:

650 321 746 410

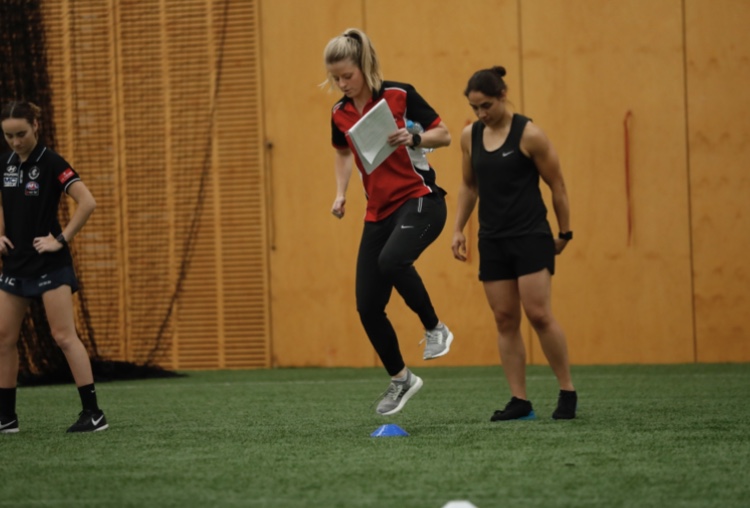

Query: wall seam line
681 0 698 363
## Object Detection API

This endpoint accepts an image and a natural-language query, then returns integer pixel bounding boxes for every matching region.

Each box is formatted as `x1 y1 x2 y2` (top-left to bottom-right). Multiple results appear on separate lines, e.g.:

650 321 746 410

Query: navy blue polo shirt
1 143 79 277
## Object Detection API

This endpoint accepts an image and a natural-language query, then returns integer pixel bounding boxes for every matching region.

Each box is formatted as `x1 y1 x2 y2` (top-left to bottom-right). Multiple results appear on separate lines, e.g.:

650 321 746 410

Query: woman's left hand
33 233 64 253
387 128 413 147
554 238 568 255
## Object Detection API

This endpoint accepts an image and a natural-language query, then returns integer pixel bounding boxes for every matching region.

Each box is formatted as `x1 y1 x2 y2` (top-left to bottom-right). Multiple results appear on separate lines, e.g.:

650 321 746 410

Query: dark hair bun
492 66 507 77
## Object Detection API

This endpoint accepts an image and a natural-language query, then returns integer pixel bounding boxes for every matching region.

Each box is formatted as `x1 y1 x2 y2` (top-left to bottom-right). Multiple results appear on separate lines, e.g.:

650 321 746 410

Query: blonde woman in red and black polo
0 101 107 433
323 28 454 416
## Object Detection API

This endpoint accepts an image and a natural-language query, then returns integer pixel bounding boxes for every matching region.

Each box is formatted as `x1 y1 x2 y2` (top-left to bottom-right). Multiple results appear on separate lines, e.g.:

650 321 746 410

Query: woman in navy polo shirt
323 28 454 416
0 101 107 433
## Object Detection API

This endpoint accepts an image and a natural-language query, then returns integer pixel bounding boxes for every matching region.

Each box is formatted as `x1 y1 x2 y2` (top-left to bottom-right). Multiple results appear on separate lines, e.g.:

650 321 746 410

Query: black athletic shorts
478 235 555 281
0 265 79 298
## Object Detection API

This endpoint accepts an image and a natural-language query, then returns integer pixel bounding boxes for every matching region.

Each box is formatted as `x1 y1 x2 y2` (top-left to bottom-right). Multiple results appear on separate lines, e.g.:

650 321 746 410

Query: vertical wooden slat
207 0 227 368
158 0 177 367
59 0 73 157
111 0 131 363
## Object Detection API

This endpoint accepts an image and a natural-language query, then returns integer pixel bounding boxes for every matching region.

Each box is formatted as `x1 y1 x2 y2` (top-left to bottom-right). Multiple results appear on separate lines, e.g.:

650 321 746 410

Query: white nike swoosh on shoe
0 420 17 430
400 225 414 229
92 415 104 426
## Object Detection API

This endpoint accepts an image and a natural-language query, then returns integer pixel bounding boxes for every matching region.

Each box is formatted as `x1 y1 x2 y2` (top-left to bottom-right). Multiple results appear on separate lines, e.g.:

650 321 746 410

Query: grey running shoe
0 414 19 434
376 370 424 416
421 322 454 360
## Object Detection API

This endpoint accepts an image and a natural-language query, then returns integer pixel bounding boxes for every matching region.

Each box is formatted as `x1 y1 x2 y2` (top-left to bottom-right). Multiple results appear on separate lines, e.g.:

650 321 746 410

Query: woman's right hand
451 231 467 261
0 235 14 256
331 196 346 219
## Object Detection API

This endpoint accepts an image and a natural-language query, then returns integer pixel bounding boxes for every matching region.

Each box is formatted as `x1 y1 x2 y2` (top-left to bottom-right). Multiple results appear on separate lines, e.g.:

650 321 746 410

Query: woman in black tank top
451 66 578 421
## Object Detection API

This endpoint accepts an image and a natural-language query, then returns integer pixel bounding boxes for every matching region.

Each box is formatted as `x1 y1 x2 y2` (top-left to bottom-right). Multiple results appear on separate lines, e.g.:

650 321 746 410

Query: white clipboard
347 99 398 174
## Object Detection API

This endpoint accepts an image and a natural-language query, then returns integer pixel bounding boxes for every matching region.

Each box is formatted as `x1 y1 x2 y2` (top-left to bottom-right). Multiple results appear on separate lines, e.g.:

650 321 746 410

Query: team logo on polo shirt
28 166 40 180
58 168 75 184
25 181 40 196
4 165 19 187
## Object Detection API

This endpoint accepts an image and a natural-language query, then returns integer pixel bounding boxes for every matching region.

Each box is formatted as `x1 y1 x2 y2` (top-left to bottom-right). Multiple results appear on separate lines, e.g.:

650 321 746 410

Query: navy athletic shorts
0 265 79 298
478 235 555 281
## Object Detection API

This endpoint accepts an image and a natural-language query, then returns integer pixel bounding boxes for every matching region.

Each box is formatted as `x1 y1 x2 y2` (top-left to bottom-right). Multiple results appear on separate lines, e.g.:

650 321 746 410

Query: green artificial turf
1 364 749 507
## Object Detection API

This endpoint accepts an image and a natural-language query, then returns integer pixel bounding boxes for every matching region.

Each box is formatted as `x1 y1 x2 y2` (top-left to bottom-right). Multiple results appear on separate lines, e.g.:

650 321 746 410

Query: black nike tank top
471 113 552 239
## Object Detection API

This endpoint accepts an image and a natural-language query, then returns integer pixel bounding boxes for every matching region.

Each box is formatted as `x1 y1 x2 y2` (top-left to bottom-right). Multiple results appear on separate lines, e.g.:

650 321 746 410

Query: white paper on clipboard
347 99 398 174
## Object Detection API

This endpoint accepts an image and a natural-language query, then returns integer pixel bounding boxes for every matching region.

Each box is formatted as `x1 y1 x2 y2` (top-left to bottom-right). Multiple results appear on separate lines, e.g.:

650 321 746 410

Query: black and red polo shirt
1 143 79 277
331 81 443 222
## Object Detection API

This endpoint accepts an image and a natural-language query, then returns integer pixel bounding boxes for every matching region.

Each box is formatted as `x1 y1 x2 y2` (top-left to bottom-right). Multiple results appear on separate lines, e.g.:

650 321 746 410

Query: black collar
5 142 47 165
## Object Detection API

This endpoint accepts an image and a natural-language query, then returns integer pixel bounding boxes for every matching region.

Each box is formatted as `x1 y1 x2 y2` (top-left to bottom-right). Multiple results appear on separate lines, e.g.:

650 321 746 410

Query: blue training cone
370 424 409 437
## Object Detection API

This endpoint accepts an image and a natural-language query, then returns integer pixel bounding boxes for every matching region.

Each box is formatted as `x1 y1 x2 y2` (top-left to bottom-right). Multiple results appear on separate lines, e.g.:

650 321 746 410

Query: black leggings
355 193 447 375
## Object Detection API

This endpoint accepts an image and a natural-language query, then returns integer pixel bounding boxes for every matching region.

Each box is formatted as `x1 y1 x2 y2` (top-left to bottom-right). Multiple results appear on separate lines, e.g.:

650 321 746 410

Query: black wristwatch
56 233 68 246
411 133 422 148
558 231 573 241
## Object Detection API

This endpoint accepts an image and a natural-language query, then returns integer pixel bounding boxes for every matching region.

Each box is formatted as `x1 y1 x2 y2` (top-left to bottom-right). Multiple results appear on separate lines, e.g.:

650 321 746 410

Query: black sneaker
66 410 109 433
490 397 536 421
0 413 19 434
552 390 577 420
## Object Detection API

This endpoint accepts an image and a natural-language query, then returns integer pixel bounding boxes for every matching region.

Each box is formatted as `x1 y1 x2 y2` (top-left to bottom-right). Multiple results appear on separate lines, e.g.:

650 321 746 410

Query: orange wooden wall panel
260 0 373 368
521 0 694 364
366 0 528 368
686 0 750 362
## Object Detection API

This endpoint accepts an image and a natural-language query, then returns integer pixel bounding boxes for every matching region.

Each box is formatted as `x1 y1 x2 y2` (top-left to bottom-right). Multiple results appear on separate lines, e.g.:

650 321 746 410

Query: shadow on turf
18 359 185 386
